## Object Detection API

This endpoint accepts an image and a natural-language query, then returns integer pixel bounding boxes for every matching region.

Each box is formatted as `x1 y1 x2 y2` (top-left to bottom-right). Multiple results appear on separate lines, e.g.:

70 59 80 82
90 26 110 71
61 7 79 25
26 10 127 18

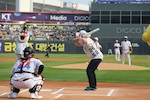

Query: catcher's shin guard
10 84 20 93
29 84 43 93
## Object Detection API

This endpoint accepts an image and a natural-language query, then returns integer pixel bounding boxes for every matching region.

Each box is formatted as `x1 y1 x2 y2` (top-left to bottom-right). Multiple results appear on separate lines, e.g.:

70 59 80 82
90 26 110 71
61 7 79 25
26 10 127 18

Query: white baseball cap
94 37 99 41
79 30 87 36
124 36 128 39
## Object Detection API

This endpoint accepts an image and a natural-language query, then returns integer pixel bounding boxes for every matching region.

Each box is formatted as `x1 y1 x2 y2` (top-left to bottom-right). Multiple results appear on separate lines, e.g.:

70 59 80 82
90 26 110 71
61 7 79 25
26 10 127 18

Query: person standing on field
74 30 103 91
93 37 102 70
121 36 133 65
114 40 121 61
93 37 102 51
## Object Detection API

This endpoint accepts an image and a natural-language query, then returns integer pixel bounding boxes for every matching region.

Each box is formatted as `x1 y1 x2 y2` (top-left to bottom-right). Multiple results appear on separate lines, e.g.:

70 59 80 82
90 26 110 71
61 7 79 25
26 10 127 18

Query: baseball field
0 53 150 100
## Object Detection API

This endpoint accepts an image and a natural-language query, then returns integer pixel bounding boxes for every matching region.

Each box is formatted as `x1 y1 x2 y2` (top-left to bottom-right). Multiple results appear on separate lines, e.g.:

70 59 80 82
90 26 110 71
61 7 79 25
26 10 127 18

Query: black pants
45 52 49 58
86 59 102 88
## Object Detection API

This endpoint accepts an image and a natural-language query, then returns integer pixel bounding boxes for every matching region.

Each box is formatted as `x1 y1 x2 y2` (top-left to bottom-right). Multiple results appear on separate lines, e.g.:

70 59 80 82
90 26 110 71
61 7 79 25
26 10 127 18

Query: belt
15 78 30 81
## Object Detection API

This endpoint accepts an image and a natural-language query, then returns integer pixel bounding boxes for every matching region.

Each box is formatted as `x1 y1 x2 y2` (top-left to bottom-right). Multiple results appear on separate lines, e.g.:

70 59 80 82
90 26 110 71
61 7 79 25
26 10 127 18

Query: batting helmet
23 47 34 59
79 30 87 36
94 37 99 41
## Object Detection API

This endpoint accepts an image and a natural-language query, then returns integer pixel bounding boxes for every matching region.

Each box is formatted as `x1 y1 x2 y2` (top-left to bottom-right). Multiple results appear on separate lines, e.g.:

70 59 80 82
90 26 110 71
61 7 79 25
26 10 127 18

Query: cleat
84 87 96 91
8 92 18 99
30 93 42 99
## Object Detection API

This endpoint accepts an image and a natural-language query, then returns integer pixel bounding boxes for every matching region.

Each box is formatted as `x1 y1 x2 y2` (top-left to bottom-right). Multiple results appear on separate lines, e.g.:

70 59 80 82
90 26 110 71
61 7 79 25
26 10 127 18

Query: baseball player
74 30 103 91
121 36 133 65
93 37 102 70
8 47 45 99
114 40 121 61
93 37 102 51
45 45 50 58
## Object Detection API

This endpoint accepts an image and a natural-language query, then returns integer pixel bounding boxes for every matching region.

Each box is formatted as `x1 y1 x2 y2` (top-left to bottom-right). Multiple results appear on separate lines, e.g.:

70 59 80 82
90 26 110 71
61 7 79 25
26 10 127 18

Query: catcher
120 36 133 65
8 47 45 99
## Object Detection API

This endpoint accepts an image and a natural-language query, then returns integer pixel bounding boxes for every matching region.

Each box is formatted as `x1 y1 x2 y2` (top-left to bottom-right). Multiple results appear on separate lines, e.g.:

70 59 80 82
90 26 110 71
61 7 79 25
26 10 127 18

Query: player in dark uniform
45 46 50 58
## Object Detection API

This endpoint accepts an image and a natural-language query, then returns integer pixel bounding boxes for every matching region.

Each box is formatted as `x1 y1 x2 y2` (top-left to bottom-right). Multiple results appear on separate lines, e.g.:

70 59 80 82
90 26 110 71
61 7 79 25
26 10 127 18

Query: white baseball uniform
95 42 102 50
83 38 103 60
10 58 44 89
121 40 132 65
114 42 121 61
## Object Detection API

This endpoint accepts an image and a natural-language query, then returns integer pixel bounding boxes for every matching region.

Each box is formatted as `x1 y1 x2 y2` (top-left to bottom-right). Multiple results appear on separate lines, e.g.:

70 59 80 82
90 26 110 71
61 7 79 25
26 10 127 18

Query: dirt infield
0 81 150 100
0 57 150 100
52 63 150 70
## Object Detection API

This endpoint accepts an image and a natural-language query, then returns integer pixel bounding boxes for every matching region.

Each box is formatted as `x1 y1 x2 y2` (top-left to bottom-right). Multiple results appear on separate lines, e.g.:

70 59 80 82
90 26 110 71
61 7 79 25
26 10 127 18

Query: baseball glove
127 51 132 54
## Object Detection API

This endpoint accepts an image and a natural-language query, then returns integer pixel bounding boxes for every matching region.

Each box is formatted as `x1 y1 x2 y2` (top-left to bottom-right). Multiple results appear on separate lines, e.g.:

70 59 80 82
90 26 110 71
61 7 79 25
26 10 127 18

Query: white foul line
54 94 63 99
0 92 9 96
51 88 64 94
41 89 52 92
20 89 28 93
107 89 115 96
0 89 28 97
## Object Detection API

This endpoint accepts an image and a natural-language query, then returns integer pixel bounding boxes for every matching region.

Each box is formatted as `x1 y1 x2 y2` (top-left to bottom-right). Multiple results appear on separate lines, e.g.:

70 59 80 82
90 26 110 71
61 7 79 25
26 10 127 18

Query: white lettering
74 16 89 21
132 43 140 47
50 15 67 21
116 28 142 34
1 13 11 20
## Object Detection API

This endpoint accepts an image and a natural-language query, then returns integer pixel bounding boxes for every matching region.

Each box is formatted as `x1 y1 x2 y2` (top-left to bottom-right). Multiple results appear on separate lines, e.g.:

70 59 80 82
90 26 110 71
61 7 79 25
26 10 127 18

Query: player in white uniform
8 47 44 99
114 40 121 61
93 37 102 70
74 30 103 91
121 36 133 65
93 37 102 51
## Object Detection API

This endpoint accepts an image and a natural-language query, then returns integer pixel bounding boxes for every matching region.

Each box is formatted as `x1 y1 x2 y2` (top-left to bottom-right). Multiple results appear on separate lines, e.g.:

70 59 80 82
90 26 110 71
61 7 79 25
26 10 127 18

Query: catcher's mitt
127 51 132 54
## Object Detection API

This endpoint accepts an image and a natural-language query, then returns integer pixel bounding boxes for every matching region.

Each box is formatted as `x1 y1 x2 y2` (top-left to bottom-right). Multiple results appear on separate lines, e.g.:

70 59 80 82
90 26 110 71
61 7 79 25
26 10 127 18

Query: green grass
1 53 150 84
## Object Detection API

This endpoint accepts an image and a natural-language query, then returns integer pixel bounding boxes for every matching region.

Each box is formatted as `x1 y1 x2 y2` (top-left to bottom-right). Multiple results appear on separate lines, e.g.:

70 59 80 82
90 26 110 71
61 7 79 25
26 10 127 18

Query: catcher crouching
8 47 45 99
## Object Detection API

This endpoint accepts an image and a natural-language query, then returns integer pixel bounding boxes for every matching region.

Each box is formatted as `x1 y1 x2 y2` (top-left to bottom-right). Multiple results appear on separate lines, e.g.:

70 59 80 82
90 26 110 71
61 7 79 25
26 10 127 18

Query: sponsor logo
50 15 67 21
1 13 11 20
116 28 142 34
74 16 89 21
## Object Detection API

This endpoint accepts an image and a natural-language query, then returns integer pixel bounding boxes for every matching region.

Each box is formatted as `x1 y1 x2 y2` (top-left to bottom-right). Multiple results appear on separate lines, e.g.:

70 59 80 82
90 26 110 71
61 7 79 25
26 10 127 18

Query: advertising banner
97 0 150 2
3 41 65 53
0 11 90 22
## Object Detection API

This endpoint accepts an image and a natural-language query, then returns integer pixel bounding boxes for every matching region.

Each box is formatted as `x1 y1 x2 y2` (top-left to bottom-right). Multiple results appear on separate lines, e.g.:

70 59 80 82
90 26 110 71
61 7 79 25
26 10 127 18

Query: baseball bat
84 28 100 37
87 28 100 35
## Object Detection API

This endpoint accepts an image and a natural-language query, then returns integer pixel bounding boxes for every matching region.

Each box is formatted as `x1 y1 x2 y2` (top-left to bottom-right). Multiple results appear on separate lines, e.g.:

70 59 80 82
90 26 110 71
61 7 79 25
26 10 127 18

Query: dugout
90 0 150 54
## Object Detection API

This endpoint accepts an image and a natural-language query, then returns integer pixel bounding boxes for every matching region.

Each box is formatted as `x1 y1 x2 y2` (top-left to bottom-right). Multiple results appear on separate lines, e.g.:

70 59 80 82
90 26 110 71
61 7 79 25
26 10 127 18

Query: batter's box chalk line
51 87 115 99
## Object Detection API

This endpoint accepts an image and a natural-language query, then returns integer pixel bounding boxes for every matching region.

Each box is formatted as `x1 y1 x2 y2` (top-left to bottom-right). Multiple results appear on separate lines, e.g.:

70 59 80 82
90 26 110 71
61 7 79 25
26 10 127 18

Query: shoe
8 92 18 99
84 87 96 91
30 93 43 99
